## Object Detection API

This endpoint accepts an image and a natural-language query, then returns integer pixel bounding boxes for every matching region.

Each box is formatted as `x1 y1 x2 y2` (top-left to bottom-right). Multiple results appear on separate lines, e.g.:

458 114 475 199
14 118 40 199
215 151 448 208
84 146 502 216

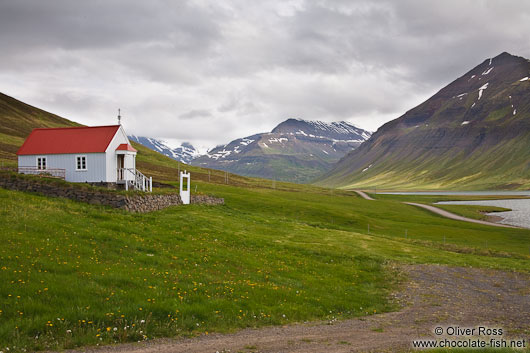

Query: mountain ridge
317 52 530 190
191 118 371 183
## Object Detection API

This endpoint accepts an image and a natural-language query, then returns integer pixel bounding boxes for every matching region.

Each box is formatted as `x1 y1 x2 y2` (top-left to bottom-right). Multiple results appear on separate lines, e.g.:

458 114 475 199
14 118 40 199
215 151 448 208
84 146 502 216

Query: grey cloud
179 109 211 119
0 0 529 147
0 1 221 50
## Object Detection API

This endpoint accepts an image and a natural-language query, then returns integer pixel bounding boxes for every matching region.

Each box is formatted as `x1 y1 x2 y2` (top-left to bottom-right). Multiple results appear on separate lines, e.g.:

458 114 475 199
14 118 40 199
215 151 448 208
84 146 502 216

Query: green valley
1 92 530 352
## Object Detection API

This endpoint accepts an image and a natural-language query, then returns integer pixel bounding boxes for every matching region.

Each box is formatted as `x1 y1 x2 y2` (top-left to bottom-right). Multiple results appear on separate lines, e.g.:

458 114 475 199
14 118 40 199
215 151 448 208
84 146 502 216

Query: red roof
17 125 121 155
116 143 137 152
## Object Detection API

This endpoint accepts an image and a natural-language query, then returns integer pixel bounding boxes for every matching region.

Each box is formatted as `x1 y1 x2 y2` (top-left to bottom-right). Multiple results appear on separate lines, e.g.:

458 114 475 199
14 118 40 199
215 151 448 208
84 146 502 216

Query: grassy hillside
1 182 530 351
0 93 80 166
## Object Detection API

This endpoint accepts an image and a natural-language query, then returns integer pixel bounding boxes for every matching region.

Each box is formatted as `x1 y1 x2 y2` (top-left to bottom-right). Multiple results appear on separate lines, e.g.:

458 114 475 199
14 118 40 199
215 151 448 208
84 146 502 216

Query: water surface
436 199 530 229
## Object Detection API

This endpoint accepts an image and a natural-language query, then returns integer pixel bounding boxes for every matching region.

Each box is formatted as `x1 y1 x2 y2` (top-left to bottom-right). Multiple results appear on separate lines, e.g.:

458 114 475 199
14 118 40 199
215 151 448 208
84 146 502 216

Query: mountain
317 52 530 190
128 135 199 164
191 119 371 183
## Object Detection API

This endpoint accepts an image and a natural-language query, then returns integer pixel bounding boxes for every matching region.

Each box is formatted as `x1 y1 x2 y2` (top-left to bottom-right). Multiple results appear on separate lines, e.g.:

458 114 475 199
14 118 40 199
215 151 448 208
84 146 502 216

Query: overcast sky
1 0 529 151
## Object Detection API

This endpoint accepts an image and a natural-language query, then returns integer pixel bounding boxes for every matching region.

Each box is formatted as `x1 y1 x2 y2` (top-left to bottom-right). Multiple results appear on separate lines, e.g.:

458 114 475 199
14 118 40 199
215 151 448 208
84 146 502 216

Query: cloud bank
1 0 529 149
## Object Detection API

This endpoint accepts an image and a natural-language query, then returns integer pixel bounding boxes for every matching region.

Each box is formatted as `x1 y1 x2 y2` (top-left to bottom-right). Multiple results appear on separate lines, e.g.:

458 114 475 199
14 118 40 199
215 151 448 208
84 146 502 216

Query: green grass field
1 179 529 352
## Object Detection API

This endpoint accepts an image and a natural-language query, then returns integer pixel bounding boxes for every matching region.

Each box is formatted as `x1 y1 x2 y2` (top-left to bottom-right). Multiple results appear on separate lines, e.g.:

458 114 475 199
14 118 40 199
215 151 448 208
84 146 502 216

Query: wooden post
149 177 152 192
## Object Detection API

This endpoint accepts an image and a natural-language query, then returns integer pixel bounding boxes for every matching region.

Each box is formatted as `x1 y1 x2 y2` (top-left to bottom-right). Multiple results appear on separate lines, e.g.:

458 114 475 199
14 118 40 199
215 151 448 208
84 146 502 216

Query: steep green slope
318 52 530 190
0 93 80 165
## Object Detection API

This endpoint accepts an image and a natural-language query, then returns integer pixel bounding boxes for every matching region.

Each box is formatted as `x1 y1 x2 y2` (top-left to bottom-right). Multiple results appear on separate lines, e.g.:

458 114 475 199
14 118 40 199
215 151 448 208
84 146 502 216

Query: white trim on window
36 156 47 170
76 155 87 171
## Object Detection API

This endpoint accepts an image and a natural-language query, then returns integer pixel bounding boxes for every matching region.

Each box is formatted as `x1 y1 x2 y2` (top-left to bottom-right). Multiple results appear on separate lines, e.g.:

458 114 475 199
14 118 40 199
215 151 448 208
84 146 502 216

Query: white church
16 124 152 192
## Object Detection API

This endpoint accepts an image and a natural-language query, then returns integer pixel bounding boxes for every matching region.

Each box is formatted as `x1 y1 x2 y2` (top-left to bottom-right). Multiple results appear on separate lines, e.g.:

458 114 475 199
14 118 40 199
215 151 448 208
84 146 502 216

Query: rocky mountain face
317 52 530 190
128 135 199 164
191 119 371 183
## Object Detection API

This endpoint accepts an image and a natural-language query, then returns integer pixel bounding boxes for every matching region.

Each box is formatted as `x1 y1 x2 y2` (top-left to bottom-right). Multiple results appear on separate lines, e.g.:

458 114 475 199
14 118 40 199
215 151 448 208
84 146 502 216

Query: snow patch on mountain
362 164 373 172
482 67 494 75
128 135 199 163
208 149 232 160
240 138 254 146
478 83 489 100
268 137 288 143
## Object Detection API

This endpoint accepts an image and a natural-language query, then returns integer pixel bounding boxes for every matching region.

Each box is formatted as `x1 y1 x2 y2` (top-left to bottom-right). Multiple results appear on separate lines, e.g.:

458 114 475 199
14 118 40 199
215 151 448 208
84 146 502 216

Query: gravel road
404 202 517 228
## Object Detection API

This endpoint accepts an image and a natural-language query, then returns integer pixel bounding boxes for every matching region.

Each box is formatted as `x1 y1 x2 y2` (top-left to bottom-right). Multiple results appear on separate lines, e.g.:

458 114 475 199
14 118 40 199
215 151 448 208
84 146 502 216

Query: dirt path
354 190 375 200
404 202 517 228
354 191 516 229
71 265 530 353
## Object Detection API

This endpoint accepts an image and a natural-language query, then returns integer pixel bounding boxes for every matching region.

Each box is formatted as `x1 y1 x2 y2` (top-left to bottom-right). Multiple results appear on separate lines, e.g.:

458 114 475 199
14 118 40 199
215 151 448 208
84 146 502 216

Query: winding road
404 202 516 228
355 190 516 228
354 190 375 200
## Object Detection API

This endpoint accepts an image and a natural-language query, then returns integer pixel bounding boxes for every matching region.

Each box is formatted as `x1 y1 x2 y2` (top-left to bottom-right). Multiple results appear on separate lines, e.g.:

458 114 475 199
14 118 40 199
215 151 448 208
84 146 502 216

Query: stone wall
191 194 225 205
0 173 224 212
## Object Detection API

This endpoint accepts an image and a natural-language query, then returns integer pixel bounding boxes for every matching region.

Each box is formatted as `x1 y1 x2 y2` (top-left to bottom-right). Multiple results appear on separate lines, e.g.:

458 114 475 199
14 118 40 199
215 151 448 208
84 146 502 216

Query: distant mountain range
128 135 199 164
190 119 371 183
317 52 530 190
